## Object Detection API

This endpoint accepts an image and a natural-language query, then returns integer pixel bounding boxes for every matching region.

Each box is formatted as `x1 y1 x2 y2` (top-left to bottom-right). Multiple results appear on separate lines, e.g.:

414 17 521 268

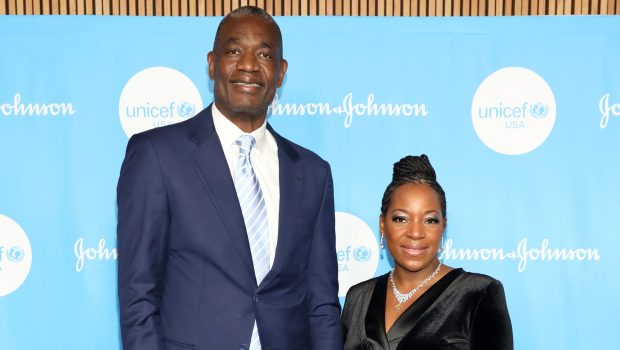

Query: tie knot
235 134 256 157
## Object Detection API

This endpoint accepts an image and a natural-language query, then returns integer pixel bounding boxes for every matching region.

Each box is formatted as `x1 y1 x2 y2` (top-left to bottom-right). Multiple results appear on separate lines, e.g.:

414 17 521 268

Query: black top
366 269 464 349
342 268 513 350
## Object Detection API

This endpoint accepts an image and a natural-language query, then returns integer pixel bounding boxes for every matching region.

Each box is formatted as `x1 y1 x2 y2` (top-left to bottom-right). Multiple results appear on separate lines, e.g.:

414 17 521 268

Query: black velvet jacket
341 269 513 350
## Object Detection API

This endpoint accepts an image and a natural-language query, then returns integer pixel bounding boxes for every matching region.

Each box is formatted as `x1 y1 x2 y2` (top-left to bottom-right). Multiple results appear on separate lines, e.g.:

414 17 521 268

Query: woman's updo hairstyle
380 154 447 218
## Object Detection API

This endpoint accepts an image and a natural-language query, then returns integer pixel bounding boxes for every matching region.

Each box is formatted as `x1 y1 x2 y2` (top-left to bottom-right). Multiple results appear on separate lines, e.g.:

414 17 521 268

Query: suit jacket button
254 295 260 303
239 344 248 350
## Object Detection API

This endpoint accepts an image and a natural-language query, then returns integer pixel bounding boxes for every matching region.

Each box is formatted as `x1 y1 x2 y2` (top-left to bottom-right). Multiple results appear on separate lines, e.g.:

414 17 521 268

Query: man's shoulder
131 107 210 145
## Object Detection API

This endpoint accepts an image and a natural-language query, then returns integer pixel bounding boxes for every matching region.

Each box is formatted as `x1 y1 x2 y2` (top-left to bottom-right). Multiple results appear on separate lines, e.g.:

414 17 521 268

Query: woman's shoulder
452 269 506 294
345 273 385 299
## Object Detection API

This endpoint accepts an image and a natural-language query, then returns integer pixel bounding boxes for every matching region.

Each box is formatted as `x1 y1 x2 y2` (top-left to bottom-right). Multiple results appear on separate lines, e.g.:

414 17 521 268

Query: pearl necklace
389 262 442 311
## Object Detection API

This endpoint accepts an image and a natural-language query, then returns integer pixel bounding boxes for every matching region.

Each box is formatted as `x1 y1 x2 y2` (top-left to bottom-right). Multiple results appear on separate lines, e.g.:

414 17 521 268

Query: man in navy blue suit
117 6 342 350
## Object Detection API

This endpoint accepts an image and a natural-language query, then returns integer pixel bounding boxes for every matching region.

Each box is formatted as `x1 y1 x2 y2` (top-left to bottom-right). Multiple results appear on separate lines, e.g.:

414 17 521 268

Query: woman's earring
438 236 445 255
379 232 385 249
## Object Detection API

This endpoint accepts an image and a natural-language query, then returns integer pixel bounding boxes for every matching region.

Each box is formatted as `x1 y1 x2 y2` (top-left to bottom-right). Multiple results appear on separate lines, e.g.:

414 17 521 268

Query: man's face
208 15 288 120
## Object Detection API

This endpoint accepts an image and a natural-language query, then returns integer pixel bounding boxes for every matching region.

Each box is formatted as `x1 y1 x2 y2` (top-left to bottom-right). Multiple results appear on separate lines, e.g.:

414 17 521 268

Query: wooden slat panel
402 0 410 15
156 0 163 16
145 0 153 16
437 0 443 16
181 0 188 16
462 0 470 15
6 0 620 17
190 0 197 16
581 0 588 14
522 0 529 15
601 0 609 13
309 0 316 15
120 0 127 15
275 0 283 15
96 0 103 15
198 0 206 16
592 0 600 14
50 0 58 14
412 0 419 16
565 0 573 13
25 0 33 14
104 0 111 15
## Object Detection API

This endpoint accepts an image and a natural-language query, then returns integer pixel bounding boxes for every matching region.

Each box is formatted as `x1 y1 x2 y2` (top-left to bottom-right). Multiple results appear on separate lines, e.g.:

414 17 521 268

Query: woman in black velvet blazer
341 155 513 350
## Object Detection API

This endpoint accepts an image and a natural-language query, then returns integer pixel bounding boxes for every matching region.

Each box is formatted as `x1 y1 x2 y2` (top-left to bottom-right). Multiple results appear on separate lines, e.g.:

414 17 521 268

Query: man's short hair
213 6 284 57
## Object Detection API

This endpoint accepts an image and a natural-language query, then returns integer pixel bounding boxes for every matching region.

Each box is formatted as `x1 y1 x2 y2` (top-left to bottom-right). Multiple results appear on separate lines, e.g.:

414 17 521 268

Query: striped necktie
233 134 270 350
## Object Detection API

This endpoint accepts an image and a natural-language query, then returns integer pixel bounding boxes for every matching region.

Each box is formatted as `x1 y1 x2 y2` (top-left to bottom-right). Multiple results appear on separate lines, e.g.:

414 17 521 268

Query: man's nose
237 52 259 71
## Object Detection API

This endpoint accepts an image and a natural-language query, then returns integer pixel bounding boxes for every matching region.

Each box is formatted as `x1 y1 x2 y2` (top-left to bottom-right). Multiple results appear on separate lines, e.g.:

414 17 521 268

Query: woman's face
380 183 446 275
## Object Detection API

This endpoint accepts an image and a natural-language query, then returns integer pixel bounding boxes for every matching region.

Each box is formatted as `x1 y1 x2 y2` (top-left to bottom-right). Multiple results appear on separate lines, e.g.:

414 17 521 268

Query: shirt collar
211 104 269 153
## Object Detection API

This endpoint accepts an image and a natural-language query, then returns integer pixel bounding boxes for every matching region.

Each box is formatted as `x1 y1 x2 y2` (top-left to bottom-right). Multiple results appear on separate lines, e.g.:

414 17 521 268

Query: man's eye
225 49 240 55
258 52 273 59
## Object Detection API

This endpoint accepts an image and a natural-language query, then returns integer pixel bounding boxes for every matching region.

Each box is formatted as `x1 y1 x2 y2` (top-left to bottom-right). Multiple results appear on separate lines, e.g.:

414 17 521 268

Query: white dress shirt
212 104 280 268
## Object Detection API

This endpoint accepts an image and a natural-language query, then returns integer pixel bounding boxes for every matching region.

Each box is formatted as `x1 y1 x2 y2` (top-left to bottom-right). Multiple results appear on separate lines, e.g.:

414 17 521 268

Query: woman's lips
400 245 427 256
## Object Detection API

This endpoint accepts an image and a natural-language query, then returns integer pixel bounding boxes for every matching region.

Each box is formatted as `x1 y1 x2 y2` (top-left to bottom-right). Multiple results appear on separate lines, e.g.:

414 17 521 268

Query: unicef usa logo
472 67 556 155
119 67 203 137
336 212 379 297
0 214 32 296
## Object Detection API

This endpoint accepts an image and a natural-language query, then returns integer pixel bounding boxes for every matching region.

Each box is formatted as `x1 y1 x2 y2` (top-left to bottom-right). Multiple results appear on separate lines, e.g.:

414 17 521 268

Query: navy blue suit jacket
117 105 342 350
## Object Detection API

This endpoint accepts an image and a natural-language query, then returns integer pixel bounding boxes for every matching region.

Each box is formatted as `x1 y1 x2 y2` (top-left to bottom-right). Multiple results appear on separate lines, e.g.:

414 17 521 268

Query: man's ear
207 51 215 80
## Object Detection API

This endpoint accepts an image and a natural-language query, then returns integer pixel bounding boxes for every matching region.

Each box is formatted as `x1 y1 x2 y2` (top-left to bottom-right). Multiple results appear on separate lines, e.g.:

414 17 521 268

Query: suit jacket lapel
188 106 255 280
259 124 302 288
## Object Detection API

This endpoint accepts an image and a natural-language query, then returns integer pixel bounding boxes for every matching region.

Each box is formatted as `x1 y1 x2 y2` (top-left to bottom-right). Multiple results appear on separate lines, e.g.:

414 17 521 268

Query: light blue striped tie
234 134 270 350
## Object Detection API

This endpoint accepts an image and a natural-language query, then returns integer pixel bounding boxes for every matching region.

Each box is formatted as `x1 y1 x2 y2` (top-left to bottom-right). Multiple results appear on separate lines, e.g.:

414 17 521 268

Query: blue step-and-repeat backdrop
1 15 619 349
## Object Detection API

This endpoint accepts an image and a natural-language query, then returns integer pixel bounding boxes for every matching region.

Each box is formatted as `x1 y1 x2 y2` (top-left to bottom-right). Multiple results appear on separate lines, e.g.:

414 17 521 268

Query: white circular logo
119 66 203 138
336 212 379 297
0 214 32 296
471 67 556 155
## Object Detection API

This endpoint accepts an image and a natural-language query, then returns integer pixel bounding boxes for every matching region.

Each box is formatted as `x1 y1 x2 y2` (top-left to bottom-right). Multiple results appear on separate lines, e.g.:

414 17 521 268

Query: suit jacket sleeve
470 279 514 350
307 162 343 350
117 133 169 350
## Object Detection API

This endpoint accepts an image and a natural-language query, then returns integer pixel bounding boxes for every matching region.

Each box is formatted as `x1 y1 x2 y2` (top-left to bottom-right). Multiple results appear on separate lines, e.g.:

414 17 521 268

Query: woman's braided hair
380 154 447 218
